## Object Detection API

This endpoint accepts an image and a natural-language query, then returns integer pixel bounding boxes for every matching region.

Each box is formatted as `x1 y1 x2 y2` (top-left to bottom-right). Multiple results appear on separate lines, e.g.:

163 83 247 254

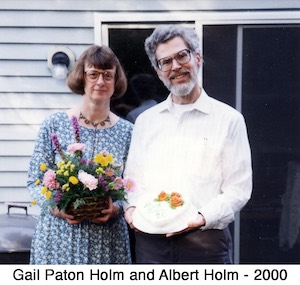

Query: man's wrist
125 205 136 212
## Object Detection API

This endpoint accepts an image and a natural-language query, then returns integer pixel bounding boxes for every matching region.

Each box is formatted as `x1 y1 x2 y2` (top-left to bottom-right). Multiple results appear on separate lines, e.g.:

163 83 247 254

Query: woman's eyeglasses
84 70 115 83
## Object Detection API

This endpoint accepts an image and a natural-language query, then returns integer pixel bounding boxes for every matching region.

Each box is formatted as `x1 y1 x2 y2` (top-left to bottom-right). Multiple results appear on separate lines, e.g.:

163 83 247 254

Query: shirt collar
158 88 211 114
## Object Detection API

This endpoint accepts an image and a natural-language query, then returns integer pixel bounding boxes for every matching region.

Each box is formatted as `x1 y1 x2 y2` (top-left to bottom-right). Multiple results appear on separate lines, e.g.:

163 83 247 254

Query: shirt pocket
189 138 222 181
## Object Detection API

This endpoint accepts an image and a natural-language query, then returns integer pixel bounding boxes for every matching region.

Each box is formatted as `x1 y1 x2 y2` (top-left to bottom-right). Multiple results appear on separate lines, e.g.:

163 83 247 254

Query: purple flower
51 133 66 161
54 191 63 203
99 176 109 191
99 175 108 187
71 115 81 143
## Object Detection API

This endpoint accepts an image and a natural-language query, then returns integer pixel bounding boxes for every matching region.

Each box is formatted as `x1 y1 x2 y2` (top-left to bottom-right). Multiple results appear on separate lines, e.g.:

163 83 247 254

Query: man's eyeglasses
156 49 192 72
84 70 115 83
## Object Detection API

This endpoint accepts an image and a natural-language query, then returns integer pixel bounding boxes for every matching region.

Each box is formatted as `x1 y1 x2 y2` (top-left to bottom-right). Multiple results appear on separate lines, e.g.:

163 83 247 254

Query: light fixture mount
47 46 75 80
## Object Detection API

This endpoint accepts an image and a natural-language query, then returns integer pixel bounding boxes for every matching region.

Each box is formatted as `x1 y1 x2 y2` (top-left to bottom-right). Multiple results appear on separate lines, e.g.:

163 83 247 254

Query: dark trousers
134 228 233 264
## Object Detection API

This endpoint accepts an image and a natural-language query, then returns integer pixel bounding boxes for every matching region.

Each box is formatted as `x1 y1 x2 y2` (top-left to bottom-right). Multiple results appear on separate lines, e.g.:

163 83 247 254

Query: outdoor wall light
47 46 75 80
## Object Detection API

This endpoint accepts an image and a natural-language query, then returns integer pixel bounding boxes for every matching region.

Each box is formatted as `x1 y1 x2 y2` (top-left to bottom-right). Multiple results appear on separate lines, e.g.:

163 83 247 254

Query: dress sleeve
27 118 55 208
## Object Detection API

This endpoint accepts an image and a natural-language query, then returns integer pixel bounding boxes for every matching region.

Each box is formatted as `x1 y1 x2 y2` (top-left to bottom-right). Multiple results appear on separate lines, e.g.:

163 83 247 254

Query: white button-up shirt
124 89 252 230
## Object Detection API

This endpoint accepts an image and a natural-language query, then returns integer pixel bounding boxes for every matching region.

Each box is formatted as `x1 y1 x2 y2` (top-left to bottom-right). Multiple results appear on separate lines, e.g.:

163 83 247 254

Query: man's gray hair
145 25 201 69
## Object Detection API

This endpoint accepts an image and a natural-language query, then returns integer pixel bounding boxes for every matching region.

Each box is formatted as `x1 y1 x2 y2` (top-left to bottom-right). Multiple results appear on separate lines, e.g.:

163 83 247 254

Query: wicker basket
65 196 109 220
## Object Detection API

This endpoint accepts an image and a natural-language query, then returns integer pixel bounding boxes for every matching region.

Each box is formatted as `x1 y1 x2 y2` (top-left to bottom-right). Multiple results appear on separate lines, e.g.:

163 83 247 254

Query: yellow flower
31 200 37 206
96 167 104 174
63 170 69 176
93 153 105 166
106 154 114 164
57 161 65 168
94 153 114 167
58 164 66 171
62 183 70 191
41 186 47 195
40 163 47 171
45 191 52 200
35 179 41 185
69 176 78 185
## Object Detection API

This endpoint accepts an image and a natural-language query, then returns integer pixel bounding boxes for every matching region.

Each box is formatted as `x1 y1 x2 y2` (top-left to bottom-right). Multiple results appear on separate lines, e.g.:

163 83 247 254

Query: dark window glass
109 29 168 117
241 27 300 263
203 25 237 107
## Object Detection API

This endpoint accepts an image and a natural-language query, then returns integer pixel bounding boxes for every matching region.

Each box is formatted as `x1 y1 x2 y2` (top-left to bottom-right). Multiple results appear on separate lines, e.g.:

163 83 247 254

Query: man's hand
124 206 138 231
166 212 206 237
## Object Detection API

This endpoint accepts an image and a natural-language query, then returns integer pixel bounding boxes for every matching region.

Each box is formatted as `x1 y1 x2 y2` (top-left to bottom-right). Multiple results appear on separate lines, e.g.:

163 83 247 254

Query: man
124 25 252 264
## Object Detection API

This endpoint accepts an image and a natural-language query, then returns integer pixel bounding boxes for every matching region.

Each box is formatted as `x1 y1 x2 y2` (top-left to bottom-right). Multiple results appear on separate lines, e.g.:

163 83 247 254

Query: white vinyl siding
0 6 93 202
0 0 299 203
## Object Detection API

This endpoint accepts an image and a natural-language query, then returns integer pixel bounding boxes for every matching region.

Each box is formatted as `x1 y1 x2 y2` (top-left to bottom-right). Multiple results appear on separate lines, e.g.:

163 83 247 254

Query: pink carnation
78 170 98 190
67 143 86 153
43 169 60 190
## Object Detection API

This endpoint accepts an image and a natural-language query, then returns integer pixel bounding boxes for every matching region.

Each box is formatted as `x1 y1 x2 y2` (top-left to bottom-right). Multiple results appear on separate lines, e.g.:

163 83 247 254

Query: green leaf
73 198 86 209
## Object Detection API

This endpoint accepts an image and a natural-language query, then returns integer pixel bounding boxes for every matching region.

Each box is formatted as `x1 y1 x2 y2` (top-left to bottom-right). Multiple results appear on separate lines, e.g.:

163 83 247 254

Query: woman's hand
50 207 83 225
91 196 119 224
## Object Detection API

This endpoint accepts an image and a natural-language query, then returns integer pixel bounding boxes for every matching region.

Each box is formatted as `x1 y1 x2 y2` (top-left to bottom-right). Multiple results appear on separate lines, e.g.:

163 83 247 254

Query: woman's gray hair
145 25 201 69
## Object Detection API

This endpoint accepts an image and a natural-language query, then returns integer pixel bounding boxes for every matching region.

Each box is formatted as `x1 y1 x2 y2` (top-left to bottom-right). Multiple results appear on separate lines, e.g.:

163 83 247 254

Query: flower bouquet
36 115 135 220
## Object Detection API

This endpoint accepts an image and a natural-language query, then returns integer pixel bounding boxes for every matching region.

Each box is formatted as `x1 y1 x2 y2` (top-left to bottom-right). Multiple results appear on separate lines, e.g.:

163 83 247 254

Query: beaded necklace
79 112 111 128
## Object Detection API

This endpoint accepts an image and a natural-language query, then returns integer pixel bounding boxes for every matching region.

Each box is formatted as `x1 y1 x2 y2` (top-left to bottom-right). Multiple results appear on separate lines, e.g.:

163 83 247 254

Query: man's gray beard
161 72 198 97
170 81 195 97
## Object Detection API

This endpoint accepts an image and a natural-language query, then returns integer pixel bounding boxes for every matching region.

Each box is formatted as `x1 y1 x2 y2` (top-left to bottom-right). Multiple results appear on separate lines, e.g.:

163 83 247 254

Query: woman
27 45 133 264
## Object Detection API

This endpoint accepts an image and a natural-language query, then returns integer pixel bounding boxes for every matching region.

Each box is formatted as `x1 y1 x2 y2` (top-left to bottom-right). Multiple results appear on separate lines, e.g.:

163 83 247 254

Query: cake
132 191 198 234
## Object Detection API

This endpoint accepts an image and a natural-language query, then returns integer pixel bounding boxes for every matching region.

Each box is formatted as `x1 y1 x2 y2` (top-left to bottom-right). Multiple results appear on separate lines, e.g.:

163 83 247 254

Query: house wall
0 0 299 202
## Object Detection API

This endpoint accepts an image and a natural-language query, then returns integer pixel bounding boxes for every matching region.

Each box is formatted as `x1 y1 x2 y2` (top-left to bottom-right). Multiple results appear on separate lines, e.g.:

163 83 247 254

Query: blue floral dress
27 112 133 264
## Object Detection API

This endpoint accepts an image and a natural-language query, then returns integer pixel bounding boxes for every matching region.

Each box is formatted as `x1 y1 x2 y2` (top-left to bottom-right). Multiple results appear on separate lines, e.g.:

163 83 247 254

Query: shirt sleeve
123 116 148 211
199 114 253 230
